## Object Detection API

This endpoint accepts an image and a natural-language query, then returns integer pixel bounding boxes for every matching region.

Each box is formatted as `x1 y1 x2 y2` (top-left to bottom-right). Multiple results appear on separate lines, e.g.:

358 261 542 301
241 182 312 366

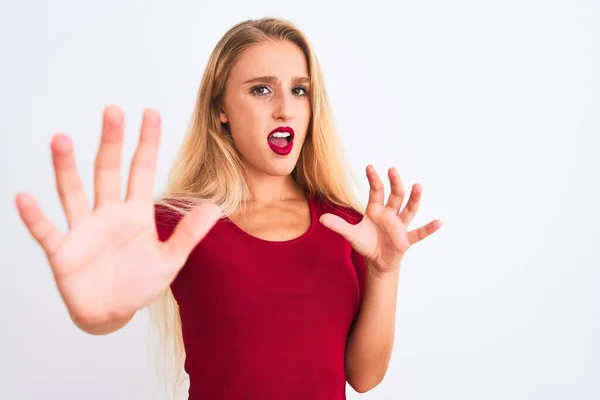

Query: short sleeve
351 248 366 315
333 203 366 315
153 203 191 302
342 206 366 331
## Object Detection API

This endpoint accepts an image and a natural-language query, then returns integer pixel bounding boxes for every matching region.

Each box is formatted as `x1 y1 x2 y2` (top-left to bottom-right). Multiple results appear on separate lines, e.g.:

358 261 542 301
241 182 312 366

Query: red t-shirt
155 194 366 399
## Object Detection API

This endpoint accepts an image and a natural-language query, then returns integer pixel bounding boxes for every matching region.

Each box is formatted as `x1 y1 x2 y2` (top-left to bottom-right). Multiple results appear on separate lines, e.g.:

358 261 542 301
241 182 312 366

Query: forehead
229 40 309 84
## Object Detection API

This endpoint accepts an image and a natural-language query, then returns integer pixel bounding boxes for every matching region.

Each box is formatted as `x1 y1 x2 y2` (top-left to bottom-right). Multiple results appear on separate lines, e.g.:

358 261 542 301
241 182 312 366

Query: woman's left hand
320 165 443 277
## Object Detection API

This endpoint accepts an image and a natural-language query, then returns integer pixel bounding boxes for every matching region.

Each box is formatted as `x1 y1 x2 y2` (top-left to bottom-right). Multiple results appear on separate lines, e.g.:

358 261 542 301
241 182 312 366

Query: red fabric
155 195 366 400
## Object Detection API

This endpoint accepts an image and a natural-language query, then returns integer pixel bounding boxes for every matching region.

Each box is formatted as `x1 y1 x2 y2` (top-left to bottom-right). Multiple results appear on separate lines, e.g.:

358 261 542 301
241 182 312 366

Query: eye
249 84 309 98
250 85 271 97
292 85 309 97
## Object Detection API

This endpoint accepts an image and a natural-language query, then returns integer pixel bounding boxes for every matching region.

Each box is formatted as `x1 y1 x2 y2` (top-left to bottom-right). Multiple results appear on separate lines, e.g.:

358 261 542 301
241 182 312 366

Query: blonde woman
15 17 442 400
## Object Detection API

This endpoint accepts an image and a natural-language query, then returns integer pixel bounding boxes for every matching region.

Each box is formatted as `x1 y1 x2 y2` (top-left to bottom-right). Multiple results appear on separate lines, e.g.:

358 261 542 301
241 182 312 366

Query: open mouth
267 127 294 155
267 132 292 148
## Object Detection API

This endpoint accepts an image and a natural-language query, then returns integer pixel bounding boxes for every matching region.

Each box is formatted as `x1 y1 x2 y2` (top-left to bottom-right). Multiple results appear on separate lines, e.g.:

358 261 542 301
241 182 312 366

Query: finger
407 219 443 245
126 109 161 202
51 134 91 228
163 202 222 267
15 193 66 259
319 213 360 244
94 105 125 207
366 165 385 208
385 167 405 213
399 183 422 224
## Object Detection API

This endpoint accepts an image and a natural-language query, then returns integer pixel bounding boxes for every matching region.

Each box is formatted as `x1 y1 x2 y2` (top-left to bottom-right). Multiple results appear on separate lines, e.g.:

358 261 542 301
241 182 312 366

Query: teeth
270 132 291 138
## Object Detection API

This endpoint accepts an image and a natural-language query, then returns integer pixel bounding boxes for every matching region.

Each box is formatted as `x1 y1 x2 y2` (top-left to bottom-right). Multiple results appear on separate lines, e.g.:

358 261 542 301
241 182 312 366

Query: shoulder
313 194 364 226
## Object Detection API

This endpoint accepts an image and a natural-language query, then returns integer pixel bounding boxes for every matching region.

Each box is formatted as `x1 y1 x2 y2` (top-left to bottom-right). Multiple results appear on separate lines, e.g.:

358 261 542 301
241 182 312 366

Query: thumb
319 213 357 243
165 202 222 263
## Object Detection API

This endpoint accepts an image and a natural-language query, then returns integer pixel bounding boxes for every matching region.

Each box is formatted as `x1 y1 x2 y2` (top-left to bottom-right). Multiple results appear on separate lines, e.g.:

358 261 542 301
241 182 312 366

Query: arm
345 262 400 393
320 166 442 392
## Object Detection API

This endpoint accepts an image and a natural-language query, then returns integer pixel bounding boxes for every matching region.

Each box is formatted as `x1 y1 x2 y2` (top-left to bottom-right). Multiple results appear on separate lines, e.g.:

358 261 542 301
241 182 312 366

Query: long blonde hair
147 16 364 399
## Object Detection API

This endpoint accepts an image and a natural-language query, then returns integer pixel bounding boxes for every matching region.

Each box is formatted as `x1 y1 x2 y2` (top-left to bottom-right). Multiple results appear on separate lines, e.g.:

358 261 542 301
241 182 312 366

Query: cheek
297 103 311 141
229 97 255 125
230 101 269 144
300 102 311 119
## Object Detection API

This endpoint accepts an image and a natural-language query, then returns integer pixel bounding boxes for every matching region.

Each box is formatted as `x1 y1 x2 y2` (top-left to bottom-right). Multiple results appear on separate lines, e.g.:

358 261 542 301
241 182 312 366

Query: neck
243 166 304 205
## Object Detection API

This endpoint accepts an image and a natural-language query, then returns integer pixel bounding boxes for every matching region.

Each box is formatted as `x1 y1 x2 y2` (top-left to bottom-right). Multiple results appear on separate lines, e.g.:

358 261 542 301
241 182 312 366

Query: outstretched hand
14 106 221 334
320 165 442 277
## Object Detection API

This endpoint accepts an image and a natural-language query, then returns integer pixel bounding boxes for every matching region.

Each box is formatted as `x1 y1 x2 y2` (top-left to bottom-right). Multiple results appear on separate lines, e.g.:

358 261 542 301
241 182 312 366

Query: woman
15 17 442 400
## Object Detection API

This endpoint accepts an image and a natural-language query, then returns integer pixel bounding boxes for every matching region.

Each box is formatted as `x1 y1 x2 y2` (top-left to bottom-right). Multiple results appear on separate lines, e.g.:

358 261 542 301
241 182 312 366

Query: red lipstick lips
267 126 294 156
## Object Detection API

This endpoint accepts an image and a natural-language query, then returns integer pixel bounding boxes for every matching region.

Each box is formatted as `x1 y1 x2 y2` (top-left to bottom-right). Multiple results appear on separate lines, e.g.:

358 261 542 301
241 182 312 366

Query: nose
272 89 295 123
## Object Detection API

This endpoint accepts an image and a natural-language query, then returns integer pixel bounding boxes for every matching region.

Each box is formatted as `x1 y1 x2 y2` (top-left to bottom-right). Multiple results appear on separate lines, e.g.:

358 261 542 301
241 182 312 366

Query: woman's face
219 40 311 177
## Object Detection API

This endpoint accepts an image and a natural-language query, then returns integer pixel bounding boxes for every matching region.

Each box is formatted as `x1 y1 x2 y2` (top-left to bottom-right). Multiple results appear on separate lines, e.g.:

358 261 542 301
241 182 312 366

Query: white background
0 0 598 399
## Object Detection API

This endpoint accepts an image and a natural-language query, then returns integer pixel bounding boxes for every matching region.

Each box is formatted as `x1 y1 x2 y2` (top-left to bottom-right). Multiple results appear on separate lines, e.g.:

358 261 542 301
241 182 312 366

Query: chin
263 159 299 177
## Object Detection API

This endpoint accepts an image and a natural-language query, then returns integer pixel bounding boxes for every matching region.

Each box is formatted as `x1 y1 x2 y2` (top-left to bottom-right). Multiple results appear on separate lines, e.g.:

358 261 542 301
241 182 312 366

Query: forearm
345 262 400 392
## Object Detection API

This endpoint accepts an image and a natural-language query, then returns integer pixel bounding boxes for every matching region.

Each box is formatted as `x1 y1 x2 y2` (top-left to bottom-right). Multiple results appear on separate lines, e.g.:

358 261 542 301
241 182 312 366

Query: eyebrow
243 75 310 85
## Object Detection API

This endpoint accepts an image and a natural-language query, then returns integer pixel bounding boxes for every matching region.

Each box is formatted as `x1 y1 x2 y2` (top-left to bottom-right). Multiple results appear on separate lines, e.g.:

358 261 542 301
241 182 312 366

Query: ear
219 108 228 124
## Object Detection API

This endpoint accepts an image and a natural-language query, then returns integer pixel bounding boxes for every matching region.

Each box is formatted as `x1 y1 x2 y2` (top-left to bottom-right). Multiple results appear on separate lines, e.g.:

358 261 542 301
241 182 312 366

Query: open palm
320 166 442 275
15 106 221 333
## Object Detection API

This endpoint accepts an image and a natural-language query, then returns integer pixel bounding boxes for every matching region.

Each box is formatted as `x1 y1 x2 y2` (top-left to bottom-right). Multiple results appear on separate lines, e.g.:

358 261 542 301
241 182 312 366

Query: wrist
366 260 401 281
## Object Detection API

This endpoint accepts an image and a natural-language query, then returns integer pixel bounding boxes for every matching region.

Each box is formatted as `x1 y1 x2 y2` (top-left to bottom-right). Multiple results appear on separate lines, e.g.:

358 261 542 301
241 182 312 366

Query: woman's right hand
15 106 221 334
